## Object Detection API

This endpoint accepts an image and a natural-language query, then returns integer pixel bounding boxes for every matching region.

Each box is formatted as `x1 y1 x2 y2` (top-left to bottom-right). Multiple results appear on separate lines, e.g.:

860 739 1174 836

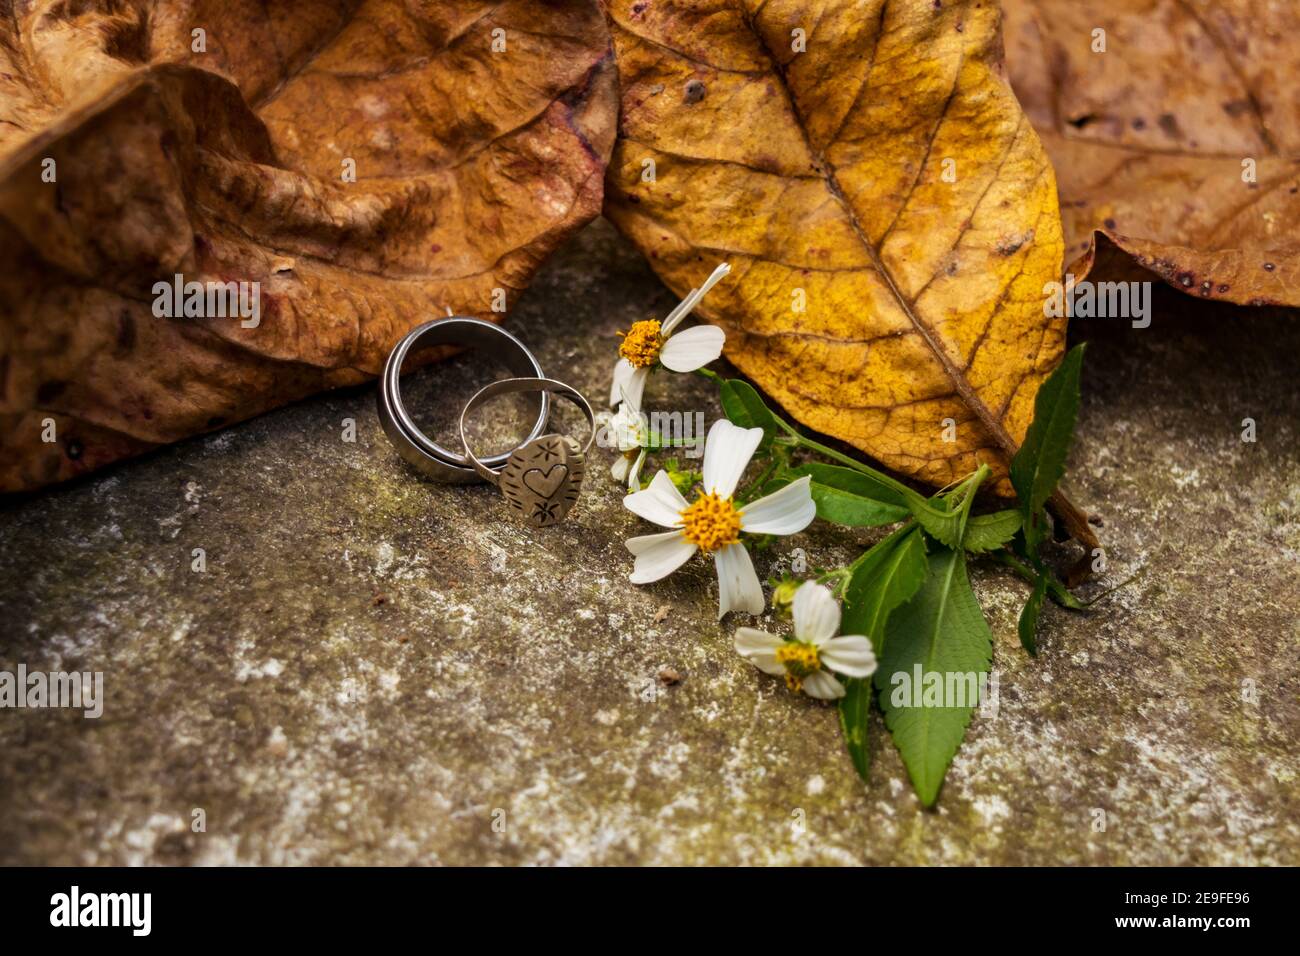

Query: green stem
951 464 989 538
1081 567 1146 607
774 433 917 501
814 566 853 598
710 372 916 500
994 549 1039 588
992 550 1088 611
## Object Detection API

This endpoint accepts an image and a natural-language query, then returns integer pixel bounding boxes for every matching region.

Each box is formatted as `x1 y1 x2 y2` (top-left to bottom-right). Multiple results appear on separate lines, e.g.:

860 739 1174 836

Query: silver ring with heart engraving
459 377 595 528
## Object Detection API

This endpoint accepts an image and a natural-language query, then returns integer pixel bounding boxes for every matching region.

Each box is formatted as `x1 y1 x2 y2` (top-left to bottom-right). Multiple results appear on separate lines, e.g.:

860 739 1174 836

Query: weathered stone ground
1 220 1296 865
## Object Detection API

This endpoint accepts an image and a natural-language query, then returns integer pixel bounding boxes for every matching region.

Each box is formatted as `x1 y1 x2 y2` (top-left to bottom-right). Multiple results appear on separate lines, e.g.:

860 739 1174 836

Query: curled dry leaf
603 0 1094 543
0 0 617 492
1004 0 1300 305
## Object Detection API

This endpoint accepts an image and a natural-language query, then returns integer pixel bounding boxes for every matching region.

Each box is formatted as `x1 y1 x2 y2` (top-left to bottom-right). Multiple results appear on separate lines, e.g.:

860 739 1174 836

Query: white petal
701 418 763 498
609 360 648 409
627 531 697 583
819 635 878 678
610 402 647 451
714 542 764 619
740 475 816 536
626 447 647 492
792 581 841 645
626 368 649 410
734 627 786 676
659 324 726 372
662 263 731 335
803 671 845 700
623 469 689 527
616 387 643 417
610 455 630 482
660 287 698 337
609 358 635 407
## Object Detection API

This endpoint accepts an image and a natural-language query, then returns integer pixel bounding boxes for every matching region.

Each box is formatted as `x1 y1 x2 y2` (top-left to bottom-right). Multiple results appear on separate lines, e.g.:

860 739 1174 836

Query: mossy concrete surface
1 221 1296 865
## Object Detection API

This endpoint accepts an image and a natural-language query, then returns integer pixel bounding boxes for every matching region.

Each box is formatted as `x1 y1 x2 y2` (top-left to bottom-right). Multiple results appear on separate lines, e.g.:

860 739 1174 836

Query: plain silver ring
377 317 551 484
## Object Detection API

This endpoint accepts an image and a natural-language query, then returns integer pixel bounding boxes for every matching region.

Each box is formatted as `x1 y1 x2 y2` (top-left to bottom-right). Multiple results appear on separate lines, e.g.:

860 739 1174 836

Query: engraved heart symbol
522 464 569 499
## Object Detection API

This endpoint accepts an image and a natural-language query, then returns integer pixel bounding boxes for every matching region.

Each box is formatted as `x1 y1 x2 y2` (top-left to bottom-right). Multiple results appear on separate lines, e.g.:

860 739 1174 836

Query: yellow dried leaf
603 0 1077 516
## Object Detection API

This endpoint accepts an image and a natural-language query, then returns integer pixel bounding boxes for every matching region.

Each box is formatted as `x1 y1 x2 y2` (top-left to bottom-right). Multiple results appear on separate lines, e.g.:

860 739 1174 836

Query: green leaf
1010 344 1085 550
913 501 1020 553
1018 573 1048 656
790 462 913 511
876 545 993 807
838 677 873 783
963 509 1022 554
842 525 927 651
908 465 987 550
909 497 964 548
788 462 911 527
720 379 777 449
837 525 927 783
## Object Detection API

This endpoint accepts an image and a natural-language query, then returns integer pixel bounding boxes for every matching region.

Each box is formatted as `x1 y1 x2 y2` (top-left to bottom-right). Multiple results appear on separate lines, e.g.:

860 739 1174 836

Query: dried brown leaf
0 0 617 491
1004 0 1300 305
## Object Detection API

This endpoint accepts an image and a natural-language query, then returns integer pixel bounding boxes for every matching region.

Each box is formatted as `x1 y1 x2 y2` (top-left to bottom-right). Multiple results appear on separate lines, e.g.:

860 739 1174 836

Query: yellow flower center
679 491 742 553
618 319 663 368
775 641 822 694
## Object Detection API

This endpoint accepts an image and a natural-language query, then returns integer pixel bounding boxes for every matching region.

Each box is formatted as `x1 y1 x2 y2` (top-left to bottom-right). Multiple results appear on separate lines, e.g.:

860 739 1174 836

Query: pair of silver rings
376 317 595 527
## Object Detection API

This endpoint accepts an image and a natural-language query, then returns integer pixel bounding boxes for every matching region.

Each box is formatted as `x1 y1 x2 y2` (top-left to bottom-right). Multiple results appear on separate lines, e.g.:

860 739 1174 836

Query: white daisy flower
610 262 730 409
734 581 877 699
623 418 815 618
609 396 649 491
